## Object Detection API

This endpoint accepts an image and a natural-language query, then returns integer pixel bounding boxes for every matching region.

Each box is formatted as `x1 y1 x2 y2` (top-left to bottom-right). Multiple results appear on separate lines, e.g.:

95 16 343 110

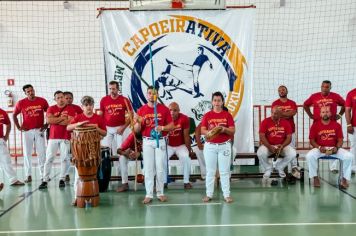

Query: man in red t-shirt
304 80 345 121
39 91 77 190
0 107 25 187
63 91 83 182
306 106 353 188
165 102 192 189
116 131 143 192
64 91 83 115
67 96 107 206
100 81 132 189
13 84 49 183
345 87 356 174
257 107 296 179
134 86 174 204
272 85 300 179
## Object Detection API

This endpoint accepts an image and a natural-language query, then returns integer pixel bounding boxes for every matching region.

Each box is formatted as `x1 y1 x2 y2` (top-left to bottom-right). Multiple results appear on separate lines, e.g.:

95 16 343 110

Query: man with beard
13 84 49 183
306 106 353 189
257 106 296 180
100 81 132 190
272 85 300 180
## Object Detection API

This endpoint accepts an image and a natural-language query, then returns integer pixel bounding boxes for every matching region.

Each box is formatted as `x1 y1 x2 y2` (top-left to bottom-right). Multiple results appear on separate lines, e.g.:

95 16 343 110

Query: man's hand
347 126 354 134
3 134 9 142
197 142 204 150
117 126 126 135
319 146 326 153
39 123 49 132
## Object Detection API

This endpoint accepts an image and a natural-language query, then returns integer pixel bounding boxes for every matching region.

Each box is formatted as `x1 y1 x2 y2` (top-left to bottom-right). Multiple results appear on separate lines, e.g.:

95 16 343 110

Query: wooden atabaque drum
71 126 101 208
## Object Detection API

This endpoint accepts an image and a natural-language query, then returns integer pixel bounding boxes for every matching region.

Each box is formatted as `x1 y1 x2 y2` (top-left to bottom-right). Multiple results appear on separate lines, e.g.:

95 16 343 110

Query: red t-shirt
168 113 190 147
272 99 297 132
259 117 292 145
309 120 343 147
70 113 106 131
0 109 10 139
13 97 49 130
70 104 83 115
100 95 132 127
304 92 345 121
120 132 142 152
137 103 172 138
47 105 77 140
345 88 356 127
201 110 234 144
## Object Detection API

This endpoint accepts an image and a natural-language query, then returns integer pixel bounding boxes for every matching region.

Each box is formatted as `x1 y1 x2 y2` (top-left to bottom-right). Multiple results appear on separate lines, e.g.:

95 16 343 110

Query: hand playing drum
206 126 223 141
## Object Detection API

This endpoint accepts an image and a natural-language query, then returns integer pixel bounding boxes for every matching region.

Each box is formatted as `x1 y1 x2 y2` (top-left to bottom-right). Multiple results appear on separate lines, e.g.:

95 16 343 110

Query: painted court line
2 222 356 234
148 203 222 207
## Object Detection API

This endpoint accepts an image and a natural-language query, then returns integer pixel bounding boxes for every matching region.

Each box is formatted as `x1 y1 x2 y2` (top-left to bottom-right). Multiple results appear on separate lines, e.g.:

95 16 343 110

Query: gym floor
1 161 356 236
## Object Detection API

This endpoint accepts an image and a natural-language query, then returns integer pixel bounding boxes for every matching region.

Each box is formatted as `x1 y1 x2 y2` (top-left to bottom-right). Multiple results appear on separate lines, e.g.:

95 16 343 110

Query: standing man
13 84 49 183
304 80 345 121
0 107 25 186
345 87 356 173
306 106 353 188
63 91 82 182
100 81 132 189
257 107 296 179
272 85 300 178
134 86 174 204
165 102 192 189
39 91 77 189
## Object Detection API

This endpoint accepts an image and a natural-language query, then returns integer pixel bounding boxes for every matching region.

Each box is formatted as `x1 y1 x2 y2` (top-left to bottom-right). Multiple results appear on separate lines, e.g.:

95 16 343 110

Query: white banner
100 9 255 152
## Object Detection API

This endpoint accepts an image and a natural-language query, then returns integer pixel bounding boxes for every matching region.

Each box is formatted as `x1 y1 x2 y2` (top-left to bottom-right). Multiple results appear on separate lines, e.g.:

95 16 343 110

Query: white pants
101 126 124 154
192 146 206 178
23 128 46 178
290 133 298 168
257 145 296 173
204 142 232 198
164 145 191 183
0 139 20 184
306 148 353 180
349 127 356 171
119 155 129 184
142 138 167 198
43 139 70 182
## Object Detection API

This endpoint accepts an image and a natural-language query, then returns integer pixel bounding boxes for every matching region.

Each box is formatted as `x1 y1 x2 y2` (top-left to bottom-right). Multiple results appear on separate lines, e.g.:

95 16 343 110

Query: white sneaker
263 170 272 179
278 169 286 178
291 167 301 179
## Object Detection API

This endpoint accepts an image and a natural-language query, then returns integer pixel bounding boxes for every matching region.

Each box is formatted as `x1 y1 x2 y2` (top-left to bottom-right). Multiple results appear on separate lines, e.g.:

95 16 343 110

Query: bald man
165 102 193 189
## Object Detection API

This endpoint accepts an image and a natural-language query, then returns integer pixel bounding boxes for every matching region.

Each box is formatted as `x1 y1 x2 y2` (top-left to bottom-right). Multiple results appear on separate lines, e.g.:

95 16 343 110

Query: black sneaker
65 175 70 182
59 180 65 188
39 182 48 189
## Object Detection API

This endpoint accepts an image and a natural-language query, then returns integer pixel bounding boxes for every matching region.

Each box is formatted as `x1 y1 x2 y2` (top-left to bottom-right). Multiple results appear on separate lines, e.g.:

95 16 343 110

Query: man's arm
345 107 354 134
47 113 65 125
183 128 192 153
259 133 276 153
4 123 11 142
303 104 314 120
12 113 22 131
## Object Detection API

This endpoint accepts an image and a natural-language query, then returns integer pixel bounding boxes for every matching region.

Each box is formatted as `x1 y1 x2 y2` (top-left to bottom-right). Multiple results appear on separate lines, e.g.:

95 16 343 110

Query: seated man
257 107 296 179
165 102 192 189
306 106 353 189
116 131 143 192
